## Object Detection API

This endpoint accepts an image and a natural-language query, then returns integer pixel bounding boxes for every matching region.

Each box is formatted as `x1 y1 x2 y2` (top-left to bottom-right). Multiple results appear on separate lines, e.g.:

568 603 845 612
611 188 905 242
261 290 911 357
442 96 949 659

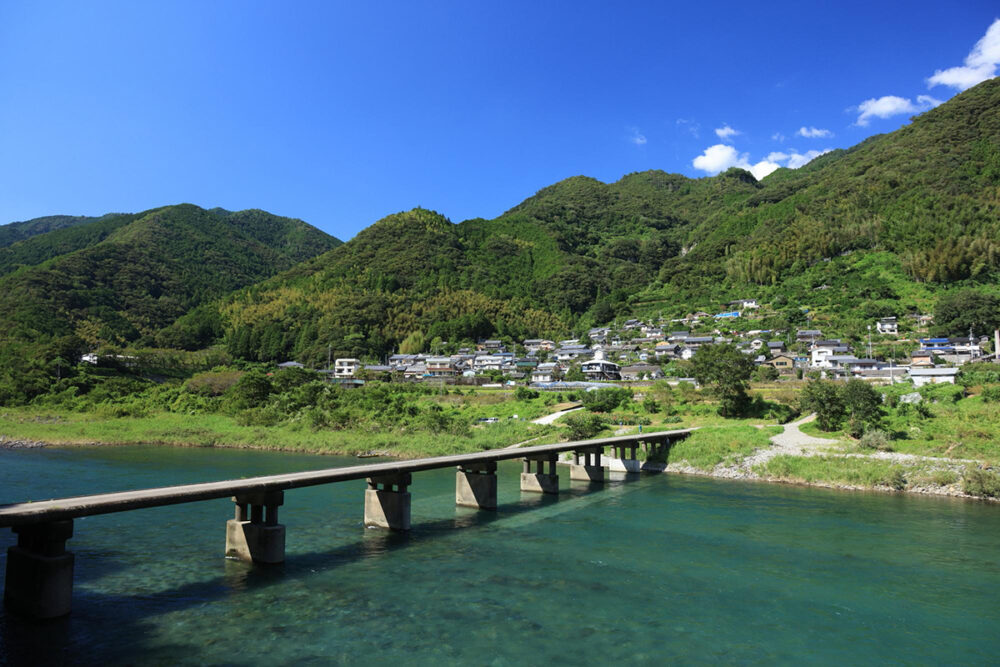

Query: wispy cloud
928 18 1000 91
714 124 741 141
771 132 786 143
676 118 700 138
692 144 831 180
627 127 647 146
853 94 941 126
797 126 832 138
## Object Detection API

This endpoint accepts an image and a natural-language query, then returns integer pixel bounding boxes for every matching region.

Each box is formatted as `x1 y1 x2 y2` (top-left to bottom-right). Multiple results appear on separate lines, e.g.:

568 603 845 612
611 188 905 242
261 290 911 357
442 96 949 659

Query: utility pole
867 325 872 359
327 344 332 370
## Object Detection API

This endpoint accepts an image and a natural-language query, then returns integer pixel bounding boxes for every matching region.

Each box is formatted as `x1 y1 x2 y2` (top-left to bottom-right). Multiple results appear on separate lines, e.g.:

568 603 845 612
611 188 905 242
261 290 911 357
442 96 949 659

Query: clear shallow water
0 445 998 665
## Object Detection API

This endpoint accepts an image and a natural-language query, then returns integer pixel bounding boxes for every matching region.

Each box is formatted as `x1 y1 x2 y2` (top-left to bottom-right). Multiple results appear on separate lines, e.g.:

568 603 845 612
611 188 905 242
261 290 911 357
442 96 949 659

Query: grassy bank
660 424 781 471
0 408 552 458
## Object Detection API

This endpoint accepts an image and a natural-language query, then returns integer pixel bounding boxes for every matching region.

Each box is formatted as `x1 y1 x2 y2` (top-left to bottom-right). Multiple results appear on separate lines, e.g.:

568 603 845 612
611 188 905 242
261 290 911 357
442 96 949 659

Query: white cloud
714 124 741 141
771 132 786 142
692 144 744 174
854 94 941 126
797 126 832 138
627 127 647 146
676 118 700 138
785 149 831 168
928 19 1000 91
692 145 824 181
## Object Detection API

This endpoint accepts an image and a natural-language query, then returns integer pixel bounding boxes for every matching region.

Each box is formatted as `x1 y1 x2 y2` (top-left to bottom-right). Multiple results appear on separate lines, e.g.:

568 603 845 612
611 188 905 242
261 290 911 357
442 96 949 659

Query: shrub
563 412 606 440
514 387 539 401
961 467 1000 498
185 370 244 396
858 429 893 451
882 466 907 491
579 387 632 413
980 385 1000 403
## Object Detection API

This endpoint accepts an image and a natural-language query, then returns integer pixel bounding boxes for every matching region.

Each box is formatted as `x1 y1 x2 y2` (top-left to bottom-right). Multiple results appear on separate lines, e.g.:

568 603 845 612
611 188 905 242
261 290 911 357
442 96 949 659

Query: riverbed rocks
0 437 47 449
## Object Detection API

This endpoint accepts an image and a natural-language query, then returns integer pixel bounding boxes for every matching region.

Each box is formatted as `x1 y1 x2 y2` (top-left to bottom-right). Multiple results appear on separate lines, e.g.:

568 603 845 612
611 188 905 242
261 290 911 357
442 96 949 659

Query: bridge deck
0 430 691 527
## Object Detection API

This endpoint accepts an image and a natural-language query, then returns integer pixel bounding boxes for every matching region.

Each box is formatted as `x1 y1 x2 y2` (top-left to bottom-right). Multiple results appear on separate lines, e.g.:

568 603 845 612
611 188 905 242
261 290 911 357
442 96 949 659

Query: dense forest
1 77 999 373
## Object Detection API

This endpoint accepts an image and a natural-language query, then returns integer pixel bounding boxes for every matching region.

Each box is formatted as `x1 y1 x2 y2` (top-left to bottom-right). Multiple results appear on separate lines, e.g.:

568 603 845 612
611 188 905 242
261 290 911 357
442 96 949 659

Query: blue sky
1 2 998 240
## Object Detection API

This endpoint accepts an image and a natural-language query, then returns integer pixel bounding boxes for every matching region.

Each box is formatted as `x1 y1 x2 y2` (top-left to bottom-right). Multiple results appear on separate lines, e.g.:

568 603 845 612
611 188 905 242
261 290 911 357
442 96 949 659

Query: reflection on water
1 445 999 665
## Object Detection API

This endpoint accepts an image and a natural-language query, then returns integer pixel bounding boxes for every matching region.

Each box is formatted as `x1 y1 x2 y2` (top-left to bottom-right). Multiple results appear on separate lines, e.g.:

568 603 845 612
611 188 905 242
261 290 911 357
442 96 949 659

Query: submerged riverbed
1 445 998 665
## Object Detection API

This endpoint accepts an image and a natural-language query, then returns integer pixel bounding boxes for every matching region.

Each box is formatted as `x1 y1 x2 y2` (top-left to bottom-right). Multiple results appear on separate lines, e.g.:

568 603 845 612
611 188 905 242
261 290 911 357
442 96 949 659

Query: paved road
531 406 583 425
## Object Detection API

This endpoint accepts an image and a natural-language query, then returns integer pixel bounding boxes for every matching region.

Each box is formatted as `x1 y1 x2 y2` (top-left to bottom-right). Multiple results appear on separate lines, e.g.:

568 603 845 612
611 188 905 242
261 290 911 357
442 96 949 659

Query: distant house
334 358 360 378
764 354 796 372
403 363 427 378
581 349 621 381
531 362 561 383
767 341 787 354
796 329 823 343
810 340 850 368
876 317 898 335
728 298 759 310
425 357 456 377
620 363 663 381
910 350 935 367
277 361 305 369
908 367 959 387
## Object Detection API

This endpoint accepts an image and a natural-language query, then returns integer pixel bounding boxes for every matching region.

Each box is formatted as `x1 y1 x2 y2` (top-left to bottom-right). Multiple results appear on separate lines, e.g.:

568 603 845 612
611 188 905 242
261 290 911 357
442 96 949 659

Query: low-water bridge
0 429 691 619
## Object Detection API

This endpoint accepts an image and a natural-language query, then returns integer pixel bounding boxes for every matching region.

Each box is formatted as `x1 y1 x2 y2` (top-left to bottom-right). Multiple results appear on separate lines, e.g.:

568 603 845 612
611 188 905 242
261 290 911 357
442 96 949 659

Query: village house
580 349 621 381
909 350 935 367
796 329 823 343
333 358 360 378
767 341 787 354
425 357 456 377
554 345 592 363
876 317 898 335
810 340 850 368
522 339 556 353
531 362 561 383
908 367 959 387
764 354 796 373
403 362 427 378
728 298 759 310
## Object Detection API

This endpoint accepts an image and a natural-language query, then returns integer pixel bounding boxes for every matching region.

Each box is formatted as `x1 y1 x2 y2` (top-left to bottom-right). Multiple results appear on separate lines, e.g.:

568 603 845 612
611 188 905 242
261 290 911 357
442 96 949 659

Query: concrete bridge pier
521 453 559 494
607 442 642 474
4 520 75 619
570 447 605 483
365 473 412 530
456 461 497 509
226 490 285 564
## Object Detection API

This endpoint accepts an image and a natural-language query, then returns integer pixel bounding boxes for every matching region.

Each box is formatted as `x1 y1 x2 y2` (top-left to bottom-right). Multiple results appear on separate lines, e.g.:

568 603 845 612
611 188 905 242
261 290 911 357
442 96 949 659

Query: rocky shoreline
0 436 48 450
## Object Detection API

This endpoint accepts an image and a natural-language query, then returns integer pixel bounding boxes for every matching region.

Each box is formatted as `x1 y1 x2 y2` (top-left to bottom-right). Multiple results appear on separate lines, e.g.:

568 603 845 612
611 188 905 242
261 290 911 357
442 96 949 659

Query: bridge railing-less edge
1 429 691 619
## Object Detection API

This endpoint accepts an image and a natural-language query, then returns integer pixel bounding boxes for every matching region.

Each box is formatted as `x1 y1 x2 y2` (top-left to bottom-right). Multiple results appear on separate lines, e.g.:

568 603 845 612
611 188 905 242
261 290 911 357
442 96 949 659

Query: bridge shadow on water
0 475 640 663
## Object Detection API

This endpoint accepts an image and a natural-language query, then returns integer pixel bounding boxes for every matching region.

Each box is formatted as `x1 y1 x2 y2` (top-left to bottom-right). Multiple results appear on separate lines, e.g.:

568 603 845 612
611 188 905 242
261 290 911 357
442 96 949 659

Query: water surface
1 445 998 665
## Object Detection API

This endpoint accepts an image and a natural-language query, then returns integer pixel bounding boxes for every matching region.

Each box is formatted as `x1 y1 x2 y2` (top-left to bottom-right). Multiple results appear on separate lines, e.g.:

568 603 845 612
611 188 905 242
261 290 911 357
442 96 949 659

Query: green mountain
0 204 341 348
220 77 1000 364
0 214 108 248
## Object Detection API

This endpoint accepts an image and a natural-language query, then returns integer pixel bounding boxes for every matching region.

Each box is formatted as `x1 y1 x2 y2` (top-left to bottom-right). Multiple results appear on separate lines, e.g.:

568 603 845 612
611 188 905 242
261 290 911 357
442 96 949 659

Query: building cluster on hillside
278 299 995 387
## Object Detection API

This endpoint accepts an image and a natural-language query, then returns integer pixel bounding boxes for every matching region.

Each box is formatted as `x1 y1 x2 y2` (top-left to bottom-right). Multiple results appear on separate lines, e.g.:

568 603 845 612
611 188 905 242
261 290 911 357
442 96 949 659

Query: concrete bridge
0 429 691 619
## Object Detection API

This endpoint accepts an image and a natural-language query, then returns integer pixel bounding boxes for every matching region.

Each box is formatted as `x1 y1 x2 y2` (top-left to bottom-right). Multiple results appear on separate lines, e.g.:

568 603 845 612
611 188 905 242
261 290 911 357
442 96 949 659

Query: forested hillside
217 78 1000 364
0 204 341 349
3 78 998 370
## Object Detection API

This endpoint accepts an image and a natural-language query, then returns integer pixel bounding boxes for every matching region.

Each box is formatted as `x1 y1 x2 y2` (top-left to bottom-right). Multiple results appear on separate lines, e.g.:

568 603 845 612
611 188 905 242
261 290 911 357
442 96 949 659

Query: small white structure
876 317 898 335
334 358 361 378
581 349 621 381
908 367 959 387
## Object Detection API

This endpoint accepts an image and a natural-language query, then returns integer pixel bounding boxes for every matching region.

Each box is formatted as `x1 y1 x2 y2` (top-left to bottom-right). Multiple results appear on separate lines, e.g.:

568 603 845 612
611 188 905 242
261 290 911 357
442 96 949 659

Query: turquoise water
1 445 998 665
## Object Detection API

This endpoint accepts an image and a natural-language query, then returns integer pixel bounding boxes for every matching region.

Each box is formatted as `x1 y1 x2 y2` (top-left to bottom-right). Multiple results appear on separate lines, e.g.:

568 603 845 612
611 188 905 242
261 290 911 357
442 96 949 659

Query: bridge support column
4 520 74 619
521 453 559 494
570 447 605 482
365 473 411 530
226 491 285 564
608 443 642 473
456 461 497 509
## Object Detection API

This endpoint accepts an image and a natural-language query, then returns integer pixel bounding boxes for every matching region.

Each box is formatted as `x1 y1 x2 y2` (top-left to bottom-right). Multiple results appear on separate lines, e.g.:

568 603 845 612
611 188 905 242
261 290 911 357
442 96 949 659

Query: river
1 445 998 665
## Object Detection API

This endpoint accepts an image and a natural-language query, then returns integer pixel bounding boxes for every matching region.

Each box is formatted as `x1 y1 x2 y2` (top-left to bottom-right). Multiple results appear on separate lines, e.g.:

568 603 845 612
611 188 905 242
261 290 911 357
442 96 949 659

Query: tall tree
691 343 755 417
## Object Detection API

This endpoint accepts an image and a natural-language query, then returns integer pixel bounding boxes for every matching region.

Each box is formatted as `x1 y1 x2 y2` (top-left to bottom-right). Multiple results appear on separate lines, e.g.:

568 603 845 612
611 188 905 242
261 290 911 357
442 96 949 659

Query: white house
581 349 621 381
876 317 898 335
908 367 959 387
334 358 360 378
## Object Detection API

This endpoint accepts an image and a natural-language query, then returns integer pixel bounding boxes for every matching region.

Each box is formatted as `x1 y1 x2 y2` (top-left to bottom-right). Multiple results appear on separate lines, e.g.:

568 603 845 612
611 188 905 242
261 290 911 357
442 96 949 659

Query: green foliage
961 467 1000 498
563 412 607 440
842 379 885 437
933 289 1000 336
691 343 755 417
514 387 539 401
858 429 893 451
579 387 632 413
800 380 845 431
